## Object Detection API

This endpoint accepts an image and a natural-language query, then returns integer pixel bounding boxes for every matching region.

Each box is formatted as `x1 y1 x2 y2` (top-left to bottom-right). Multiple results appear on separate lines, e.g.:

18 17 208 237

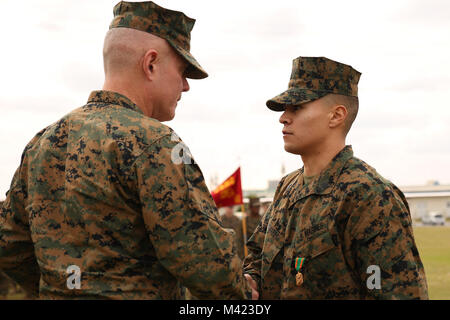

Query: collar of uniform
87 90 144 115
288 145 354 208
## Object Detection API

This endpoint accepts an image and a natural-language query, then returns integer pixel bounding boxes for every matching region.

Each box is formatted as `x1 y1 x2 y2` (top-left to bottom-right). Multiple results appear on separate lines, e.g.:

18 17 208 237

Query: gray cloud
385 76 450 92
389 0 450 26
60 61 104 94
218 7 305 40
1 94 84 114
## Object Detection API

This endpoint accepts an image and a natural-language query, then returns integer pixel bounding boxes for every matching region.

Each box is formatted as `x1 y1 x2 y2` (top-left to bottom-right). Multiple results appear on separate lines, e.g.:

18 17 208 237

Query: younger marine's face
279 98 331 155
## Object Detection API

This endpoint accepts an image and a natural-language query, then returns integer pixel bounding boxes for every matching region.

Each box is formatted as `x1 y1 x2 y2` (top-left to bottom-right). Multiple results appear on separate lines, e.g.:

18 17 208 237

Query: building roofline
404 191 450 198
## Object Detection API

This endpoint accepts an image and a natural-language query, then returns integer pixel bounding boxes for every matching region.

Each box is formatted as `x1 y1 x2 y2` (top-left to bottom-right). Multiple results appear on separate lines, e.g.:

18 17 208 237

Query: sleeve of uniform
243 204 272 291
343 183 429 299
0 166 40 298
135 134 251 299
243 175 287 290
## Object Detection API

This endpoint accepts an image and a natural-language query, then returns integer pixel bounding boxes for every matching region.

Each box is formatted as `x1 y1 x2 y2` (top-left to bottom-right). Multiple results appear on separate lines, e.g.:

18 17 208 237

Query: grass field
413 226 450 300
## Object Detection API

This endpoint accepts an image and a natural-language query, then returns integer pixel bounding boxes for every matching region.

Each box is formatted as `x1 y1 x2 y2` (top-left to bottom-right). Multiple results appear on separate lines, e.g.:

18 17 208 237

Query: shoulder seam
129 131 174 168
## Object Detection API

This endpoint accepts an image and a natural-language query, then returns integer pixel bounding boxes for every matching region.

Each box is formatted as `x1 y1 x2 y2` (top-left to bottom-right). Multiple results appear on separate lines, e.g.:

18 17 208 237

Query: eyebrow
286 105 302 111
180 60 189 74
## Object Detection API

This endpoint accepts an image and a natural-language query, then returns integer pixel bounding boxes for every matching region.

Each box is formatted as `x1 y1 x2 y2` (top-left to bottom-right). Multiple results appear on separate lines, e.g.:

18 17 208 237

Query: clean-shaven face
279 97 331 155
152 50 190 122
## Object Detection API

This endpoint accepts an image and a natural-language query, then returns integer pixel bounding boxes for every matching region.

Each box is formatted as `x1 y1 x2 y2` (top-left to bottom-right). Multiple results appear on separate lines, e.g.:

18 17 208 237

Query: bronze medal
296 272 303 286
294 257 305 287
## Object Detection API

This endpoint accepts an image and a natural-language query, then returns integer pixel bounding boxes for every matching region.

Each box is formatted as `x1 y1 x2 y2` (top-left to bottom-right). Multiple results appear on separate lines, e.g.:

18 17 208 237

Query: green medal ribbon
295 257 305 272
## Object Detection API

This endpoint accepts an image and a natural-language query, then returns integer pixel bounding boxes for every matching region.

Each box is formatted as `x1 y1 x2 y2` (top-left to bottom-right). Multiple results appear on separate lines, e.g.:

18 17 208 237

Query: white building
400 181 450 221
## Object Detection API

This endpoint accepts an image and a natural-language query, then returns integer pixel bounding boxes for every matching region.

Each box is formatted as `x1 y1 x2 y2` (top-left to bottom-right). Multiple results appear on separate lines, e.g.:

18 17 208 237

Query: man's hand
244 274 259 300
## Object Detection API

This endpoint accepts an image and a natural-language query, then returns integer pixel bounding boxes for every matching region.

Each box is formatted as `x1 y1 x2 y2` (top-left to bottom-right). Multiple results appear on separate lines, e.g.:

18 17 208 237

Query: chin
284 144 302 155
159 111 176 122
160 116 174 122
166 106 177 121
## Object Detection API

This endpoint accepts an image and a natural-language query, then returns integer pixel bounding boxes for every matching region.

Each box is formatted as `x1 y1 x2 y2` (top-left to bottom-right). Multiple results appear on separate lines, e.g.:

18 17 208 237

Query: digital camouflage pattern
266 56 361 111
0 90 251 299
0 269 27 299
244 146 428 299
109 1 208 79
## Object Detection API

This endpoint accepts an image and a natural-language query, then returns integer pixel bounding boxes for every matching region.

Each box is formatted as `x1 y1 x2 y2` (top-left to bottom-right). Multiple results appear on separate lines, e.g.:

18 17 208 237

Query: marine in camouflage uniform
0 1 251 300
0 203 28 300
242 197 262 249
235 197 262 261
221 206 244 259
244 57 428 299
0 227 12 298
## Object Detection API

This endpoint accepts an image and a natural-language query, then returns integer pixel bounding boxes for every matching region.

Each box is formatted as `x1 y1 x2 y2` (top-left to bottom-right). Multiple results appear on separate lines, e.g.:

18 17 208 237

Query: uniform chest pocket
261 226 284 278
283 230 350 300
290 230 337 277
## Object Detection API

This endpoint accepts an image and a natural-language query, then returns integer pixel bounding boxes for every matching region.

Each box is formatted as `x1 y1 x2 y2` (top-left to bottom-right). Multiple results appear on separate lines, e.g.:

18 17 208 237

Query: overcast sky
1 0 450 199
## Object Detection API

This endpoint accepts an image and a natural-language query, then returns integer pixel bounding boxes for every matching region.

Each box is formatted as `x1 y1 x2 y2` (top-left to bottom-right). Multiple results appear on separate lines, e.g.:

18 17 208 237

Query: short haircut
323 94 359 136
102 28 170 76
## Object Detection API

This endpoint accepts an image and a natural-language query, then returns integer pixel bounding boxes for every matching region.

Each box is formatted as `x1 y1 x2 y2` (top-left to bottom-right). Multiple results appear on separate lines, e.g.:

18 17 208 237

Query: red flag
211 167 243 208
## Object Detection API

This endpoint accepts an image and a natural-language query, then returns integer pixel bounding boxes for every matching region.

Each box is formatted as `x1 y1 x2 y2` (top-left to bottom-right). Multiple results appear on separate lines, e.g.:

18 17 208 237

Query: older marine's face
279 98 331 155
152 51 190 121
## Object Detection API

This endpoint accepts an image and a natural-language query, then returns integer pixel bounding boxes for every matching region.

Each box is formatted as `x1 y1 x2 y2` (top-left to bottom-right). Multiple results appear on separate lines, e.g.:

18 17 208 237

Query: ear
329 104 348 129
142 49 159 81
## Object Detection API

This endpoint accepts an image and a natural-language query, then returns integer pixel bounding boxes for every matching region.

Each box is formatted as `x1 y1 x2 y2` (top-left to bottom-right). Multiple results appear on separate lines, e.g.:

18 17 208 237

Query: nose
279 110 291 125
182 77 190 92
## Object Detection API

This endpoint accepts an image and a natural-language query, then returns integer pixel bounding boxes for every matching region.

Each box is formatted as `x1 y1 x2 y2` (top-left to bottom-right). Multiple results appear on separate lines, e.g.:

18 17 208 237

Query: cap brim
266 88 328 111
168 41 208 80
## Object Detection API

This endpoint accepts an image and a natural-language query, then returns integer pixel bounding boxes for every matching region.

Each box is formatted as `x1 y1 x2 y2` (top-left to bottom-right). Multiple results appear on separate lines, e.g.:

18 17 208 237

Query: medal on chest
294 257 305 286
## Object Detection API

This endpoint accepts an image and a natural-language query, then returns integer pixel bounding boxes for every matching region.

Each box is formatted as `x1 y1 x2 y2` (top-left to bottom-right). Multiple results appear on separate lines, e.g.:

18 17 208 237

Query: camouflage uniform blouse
0 90 251 300
244 146 428 299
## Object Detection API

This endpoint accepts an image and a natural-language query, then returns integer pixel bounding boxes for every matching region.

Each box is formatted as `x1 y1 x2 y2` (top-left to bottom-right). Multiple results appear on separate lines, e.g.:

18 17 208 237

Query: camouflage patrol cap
109 1 208 79
248 197 261 208
266 57 361 111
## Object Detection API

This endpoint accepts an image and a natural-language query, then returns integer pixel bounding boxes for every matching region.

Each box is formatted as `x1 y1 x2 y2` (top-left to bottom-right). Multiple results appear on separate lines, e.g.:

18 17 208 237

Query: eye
289 105 301 113
181 62 189 75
